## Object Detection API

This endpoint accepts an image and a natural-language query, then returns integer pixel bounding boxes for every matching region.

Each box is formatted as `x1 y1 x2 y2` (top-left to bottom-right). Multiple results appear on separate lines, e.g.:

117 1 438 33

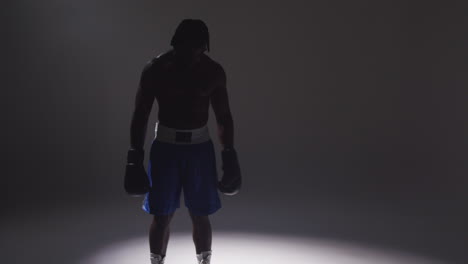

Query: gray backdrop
2 1 467 263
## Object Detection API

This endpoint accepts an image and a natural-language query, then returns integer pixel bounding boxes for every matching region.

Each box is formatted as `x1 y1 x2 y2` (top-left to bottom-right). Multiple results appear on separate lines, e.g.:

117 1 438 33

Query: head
170 19 210 61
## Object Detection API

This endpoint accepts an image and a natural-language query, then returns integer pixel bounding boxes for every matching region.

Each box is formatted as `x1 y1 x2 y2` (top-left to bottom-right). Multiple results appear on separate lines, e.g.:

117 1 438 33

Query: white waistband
154 122 210 144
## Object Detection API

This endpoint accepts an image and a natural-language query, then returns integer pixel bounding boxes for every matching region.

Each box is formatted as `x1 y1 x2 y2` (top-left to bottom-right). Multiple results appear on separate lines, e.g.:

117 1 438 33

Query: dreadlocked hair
170 19 210 52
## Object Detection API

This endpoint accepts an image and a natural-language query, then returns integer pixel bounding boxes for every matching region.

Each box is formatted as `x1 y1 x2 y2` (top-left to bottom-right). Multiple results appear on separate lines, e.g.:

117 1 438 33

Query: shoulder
138 51 169 85
143 49 174 73
202 54 226 82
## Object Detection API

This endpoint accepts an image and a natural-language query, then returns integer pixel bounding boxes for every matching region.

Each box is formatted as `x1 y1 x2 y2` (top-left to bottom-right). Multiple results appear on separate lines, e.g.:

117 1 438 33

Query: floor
1 195 466 264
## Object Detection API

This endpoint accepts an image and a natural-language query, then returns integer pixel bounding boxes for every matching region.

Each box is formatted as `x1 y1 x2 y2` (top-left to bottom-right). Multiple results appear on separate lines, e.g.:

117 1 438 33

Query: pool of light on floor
80 231 445 264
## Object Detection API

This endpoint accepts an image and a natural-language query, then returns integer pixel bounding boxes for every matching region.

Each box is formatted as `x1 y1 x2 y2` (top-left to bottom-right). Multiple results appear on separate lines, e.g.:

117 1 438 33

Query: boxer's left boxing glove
124 148 150 196
218 148 242 196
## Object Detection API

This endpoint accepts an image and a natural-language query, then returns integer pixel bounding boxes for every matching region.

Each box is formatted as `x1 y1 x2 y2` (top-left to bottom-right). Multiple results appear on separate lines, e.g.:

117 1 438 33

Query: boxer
125 19 241 264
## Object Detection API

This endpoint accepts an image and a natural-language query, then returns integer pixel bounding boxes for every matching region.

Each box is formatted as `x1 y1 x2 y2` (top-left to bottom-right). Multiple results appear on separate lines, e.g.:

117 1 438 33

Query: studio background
2 1 467 264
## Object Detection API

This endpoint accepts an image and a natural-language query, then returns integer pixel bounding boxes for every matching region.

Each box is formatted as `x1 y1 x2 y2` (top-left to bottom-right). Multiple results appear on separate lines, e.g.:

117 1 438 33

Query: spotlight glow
80 232 444 264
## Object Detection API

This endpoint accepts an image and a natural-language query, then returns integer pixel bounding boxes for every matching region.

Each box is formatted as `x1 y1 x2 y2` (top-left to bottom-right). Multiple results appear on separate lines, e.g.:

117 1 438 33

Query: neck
173 51 203 68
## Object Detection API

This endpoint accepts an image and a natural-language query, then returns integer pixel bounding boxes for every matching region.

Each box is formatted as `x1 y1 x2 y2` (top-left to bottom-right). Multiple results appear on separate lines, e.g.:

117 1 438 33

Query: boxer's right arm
130 61 156 151
125 61 156 196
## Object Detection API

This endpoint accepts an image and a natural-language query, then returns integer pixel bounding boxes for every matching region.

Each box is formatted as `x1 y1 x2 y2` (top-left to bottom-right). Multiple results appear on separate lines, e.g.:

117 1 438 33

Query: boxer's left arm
130 61 156 151
210 65 234 151
210 64 242 195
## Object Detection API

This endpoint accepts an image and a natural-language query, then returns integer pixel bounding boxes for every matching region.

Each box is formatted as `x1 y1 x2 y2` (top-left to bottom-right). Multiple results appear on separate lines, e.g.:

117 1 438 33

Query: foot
151 253 166 264
196 250 212 264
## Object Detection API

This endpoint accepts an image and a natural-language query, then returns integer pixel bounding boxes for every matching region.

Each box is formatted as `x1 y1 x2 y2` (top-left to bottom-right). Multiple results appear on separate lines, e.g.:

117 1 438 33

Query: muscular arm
210 66 234 150
130 62 156 151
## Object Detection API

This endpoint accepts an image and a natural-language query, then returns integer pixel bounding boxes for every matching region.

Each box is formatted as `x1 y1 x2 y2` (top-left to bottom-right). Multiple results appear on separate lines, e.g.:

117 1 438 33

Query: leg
189 210 212 254
149 212 175 256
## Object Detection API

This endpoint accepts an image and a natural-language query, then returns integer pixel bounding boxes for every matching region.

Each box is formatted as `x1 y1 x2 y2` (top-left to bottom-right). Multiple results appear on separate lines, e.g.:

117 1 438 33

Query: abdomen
156 94 210 129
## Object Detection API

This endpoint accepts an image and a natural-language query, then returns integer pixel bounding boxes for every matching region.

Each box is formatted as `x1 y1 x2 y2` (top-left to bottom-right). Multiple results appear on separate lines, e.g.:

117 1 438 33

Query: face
174 42 207 63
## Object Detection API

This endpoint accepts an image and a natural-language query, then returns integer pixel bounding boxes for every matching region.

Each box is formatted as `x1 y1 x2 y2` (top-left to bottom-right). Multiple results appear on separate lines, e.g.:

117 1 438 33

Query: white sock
150 253 165 264
196 250 212 263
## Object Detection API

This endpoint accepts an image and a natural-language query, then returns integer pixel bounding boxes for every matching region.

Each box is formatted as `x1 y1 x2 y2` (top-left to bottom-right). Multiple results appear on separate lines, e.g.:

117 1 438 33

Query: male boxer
124 19 241 264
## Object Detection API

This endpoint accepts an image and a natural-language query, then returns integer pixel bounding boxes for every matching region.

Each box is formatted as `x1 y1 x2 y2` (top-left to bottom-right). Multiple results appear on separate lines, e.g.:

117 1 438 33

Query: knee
189 211 210 223
153 214 173 228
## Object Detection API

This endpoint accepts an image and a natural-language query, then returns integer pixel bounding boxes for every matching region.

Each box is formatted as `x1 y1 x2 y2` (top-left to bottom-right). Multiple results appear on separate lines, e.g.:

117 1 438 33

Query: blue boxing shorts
142 122 222 216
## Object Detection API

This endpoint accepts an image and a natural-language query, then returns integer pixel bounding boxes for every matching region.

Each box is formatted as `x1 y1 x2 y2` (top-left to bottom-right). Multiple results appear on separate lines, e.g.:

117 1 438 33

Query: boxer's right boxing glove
218 148 242 196
124 148 150 196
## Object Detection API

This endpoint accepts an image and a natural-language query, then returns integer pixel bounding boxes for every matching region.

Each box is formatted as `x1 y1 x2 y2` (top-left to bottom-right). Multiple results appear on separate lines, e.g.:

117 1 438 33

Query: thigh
183 140 221 215
144 140 184 215
149 141 183 192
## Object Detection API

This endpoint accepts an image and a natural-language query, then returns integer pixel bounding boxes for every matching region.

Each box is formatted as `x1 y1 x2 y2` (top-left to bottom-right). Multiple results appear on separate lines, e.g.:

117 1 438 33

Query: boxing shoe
150 253 165 264
196 250 212 264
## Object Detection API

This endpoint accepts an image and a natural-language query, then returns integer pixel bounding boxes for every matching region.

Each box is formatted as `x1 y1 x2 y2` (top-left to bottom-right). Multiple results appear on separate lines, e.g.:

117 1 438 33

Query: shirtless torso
130 49 234 150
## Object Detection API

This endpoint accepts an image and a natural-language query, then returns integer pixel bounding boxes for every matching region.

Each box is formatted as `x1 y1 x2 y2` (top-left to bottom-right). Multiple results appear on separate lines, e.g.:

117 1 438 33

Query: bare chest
157 63 216 97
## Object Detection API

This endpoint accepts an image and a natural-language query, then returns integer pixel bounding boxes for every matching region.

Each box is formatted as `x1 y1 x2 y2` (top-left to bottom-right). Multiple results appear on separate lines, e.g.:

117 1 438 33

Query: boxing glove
218 148 242 195
124 148 150 196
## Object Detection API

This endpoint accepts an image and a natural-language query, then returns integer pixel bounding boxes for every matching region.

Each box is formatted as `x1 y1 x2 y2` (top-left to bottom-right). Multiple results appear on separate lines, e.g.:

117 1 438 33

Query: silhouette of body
129 19 234 264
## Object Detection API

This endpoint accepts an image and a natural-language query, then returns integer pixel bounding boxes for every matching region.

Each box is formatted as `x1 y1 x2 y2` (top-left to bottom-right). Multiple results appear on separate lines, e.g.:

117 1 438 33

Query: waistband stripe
154 122 210 144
